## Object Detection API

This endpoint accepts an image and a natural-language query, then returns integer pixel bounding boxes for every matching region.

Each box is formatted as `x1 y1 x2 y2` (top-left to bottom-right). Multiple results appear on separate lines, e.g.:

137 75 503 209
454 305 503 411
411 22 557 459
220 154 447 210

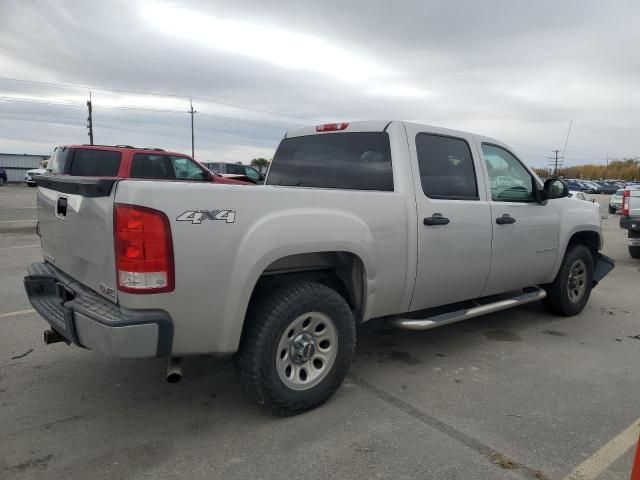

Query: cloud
0 0 638 167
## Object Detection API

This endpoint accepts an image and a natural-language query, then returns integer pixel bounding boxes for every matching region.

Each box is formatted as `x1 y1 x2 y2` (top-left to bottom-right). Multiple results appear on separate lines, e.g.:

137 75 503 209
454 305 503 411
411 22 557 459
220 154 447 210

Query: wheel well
567 230 600 262
252 252 366 322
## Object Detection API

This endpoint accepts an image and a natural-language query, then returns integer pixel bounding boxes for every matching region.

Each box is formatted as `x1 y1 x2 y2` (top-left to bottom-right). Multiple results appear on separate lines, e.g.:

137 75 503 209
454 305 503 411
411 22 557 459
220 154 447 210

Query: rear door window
415 134 478 199
130 154 207 180
267 132 393 191
68 149 121 176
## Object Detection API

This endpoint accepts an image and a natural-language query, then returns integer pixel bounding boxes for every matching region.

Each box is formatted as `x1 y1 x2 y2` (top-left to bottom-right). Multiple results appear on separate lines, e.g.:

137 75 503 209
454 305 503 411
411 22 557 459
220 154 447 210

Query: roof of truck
56 144 192 158
284 120 509 149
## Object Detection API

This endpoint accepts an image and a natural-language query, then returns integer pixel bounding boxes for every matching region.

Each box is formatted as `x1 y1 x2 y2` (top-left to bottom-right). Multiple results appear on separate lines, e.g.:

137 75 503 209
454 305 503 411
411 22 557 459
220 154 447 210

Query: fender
549 223 602 282
219 208 378 352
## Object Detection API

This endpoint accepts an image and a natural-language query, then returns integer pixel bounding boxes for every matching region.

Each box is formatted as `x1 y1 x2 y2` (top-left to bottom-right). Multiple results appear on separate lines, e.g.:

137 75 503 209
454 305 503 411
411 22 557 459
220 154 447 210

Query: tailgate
36 176 119 302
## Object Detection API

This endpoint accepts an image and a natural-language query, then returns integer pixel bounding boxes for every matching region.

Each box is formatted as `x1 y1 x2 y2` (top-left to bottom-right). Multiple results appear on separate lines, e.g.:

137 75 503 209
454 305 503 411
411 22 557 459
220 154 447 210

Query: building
0 153 50 183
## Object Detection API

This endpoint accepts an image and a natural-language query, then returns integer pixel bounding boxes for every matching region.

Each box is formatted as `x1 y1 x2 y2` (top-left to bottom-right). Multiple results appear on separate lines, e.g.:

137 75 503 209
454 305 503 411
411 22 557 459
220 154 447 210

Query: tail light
316 122 349 132
622 190 630 216
114 204 174 293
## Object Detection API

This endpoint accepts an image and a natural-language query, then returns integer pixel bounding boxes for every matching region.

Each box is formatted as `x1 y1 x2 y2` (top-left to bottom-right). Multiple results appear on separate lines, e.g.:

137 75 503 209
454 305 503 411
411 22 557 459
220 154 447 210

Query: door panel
406 127 492 311
483 202 559 295
478 142 559 295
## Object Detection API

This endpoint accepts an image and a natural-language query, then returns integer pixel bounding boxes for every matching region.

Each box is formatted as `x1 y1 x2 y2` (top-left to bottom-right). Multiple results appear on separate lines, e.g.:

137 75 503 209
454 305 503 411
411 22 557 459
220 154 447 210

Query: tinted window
131 154 207 180
482 144 535 202
69 149 121 176
267 132 393 191
48 147 72 173
415 134 478 199
226 164 246 175
615 190 624 195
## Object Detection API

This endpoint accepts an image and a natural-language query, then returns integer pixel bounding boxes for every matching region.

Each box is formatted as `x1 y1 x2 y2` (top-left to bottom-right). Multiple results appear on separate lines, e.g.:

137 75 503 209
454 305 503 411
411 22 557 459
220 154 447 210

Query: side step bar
388 287 547 331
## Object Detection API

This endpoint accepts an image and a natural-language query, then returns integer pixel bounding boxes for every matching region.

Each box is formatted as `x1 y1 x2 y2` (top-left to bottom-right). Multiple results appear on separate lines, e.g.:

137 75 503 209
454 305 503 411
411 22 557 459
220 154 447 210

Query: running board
388 287 547 331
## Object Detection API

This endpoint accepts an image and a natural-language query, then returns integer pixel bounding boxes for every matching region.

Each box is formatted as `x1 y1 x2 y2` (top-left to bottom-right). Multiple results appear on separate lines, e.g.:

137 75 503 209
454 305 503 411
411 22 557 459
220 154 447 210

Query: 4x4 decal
176 210 236 224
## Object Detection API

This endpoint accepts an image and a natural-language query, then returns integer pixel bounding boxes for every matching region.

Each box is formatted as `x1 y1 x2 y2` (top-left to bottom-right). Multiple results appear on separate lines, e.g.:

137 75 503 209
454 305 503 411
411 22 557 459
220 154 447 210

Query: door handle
424 213 450 226
56 197 67 217
496 214 516 225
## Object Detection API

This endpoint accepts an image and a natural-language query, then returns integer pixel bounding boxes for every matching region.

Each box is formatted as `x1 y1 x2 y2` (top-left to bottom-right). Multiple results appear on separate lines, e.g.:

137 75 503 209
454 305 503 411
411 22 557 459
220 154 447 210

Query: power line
0 75 320 122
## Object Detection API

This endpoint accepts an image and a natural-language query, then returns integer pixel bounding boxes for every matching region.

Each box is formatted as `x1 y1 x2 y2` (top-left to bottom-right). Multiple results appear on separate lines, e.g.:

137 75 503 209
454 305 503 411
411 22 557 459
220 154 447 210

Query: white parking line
0 309 35 319
0 244 39 250
0 220 36 223
563 418 640 480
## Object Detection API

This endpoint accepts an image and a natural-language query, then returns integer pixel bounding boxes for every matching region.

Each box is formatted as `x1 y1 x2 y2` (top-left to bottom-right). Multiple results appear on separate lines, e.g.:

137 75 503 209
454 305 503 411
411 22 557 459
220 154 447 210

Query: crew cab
619 186 640 258
24 121 614 415
47 145 252 185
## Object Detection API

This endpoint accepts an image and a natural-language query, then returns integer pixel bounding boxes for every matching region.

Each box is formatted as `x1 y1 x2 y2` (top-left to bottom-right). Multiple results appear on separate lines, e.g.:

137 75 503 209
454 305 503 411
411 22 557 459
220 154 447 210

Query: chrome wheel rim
276 312 338 391
567 259 587 303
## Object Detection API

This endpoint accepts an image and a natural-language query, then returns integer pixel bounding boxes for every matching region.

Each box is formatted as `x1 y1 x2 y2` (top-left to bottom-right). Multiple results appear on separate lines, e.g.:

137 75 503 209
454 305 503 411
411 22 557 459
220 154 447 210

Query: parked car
203 162 265 184
609 189 625 214
25 167 48 186
569 190 598 205
24 121 614 415
595 181 618 194
619 186 640 258
0 167 7 185
565 180 586 191
579 181 603 194
45 145 252 185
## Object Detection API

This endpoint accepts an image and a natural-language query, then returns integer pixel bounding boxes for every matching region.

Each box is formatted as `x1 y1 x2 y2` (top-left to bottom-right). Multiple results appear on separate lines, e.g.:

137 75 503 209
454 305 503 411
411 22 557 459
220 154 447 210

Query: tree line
532 159 640 180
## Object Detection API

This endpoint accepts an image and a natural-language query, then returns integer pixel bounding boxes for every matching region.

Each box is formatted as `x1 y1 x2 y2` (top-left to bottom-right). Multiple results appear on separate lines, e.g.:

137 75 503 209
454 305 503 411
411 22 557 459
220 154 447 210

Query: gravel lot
1 187 638 479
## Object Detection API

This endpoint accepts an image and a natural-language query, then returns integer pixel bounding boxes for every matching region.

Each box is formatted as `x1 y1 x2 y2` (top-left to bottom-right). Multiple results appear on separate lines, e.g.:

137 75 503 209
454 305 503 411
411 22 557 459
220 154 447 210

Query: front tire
608 205 616 214
234 281 355 416
542 244 594 316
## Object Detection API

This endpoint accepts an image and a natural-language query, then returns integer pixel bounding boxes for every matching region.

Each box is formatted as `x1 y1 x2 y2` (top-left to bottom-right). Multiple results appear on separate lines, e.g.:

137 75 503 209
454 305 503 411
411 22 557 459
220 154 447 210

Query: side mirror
543 178 569 200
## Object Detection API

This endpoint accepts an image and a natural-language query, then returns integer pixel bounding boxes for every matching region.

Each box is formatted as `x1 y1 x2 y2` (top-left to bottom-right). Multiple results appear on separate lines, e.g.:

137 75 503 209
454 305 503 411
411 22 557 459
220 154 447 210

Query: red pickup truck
47 145 253 185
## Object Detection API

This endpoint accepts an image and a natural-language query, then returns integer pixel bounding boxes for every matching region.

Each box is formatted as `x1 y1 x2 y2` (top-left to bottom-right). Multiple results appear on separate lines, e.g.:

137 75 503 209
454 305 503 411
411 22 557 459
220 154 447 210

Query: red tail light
114 204 174 293
316 122 349 132
622 190 630 216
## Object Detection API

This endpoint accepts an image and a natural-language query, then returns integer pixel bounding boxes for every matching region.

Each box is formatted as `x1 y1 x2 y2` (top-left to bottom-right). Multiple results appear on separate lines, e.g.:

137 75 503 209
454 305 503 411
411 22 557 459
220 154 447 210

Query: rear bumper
620 216 640 231
24 262 173 358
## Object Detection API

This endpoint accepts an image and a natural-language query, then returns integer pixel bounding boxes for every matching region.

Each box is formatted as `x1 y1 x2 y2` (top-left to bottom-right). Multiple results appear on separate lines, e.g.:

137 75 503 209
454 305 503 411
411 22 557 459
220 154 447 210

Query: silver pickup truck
619 186 640 258
24 121 614 415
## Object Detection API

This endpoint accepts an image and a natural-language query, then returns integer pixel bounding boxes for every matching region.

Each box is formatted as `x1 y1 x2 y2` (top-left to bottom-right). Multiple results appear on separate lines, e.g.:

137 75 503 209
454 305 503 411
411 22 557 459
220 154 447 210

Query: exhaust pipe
166 357 182 383
43 329 66 345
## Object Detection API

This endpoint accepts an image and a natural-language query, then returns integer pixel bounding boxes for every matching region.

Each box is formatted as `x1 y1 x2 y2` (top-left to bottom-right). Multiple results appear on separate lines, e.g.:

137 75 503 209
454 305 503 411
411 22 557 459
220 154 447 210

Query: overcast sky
0 0 638 167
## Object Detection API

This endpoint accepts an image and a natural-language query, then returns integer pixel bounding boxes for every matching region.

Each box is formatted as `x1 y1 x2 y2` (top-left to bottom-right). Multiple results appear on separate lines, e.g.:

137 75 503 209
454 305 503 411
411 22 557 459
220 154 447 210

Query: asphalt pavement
1 188 638 479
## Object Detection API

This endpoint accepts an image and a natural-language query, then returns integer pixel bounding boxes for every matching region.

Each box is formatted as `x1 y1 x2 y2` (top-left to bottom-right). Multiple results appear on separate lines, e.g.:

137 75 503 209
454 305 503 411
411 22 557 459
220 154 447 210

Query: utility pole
189 97 196 158
86 91 94 145
548 150 564 176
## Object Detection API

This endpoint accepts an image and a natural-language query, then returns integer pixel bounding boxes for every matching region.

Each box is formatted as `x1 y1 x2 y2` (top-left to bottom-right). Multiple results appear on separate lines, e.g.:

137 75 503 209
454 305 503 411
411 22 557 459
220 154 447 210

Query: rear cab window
267 132 393 191
49 148 121 176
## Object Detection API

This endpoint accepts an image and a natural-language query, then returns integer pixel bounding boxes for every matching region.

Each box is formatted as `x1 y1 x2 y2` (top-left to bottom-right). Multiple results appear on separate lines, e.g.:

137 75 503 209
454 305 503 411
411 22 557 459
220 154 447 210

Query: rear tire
0 177 5 186
234 281 355 416
629 231 640 258
542 244 594 316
